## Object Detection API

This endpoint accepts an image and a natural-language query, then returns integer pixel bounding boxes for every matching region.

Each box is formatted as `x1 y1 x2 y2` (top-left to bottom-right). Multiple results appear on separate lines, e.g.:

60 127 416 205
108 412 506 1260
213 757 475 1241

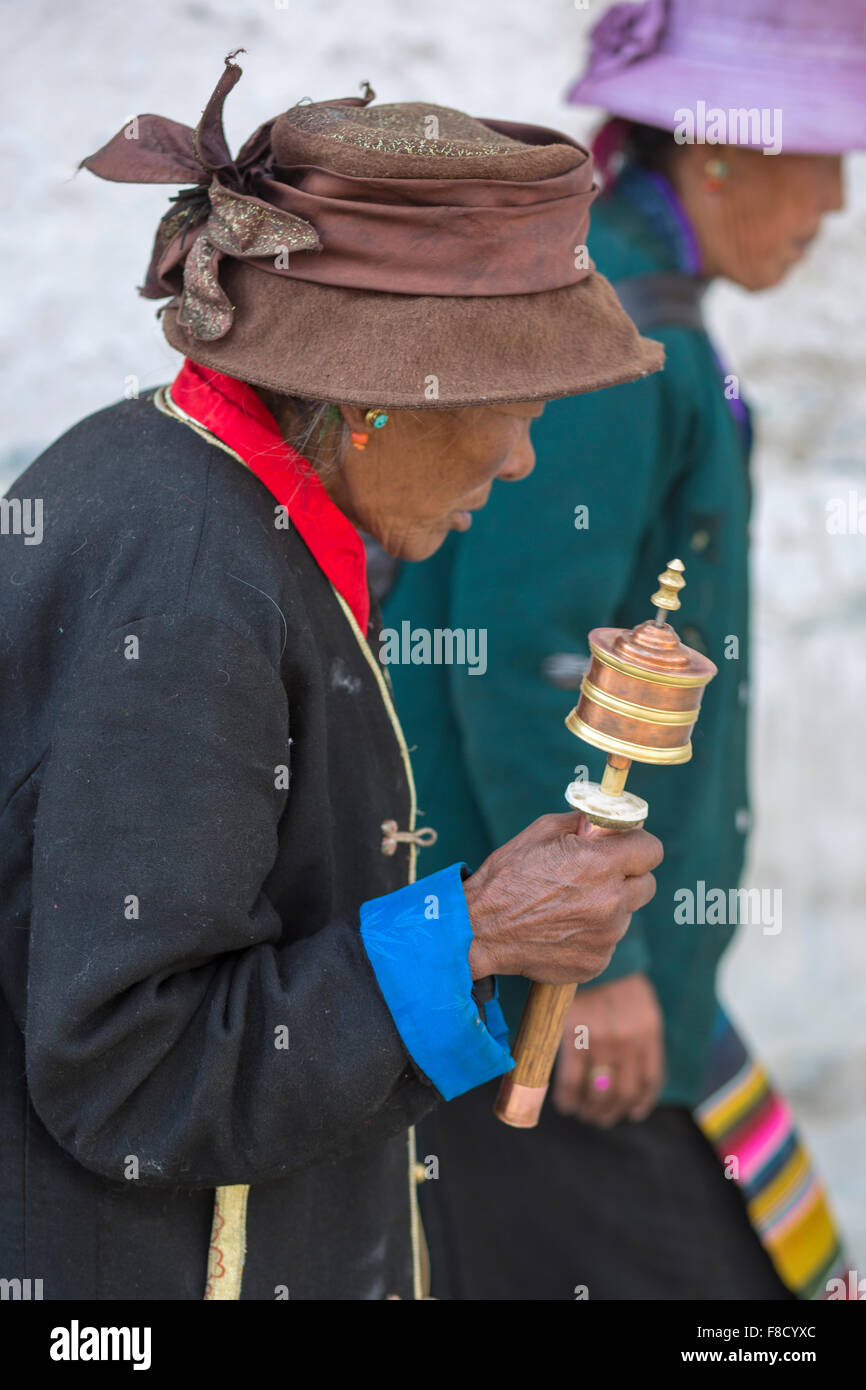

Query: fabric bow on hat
585 0 669 80
80 53 324 340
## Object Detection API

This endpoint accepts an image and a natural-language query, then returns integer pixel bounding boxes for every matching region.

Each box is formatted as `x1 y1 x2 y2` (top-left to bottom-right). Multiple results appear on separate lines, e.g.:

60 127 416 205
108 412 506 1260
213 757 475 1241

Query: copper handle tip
494 1075 548 1128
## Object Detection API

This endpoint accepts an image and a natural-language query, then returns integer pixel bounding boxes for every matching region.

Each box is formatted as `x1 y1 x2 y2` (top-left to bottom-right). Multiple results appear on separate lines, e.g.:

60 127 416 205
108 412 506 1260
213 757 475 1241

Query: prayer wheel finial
651 557 686 618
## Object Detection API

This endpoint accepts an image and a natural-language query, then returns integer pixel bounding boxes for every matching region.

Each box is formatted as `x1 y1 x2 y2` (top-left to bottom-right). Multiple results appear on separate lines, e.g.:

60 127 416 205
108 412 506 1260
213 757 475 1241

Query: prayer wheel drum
566 614 716 765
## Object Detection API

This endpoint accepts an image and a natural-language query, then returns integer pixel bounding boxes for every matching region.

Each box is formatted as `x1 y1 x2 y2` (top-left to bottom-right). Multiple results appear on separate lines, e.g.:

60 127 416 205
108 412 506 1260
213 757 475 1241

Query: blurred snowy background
2 0 865 1274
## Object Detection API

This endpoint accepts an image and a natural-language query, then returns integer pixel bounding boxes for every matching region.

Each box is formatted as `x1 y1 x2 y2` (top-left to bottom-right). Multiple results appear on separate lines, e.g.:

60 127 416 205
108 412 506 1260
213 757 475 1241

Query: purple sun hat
567 0 866 154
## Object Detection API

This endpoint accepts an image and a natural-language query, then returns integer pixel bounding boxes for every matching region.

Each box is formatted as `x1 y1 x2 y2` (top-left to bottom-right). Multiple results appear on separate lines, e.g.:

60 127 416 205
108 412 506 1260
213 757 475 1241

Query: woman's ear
338 404 368 433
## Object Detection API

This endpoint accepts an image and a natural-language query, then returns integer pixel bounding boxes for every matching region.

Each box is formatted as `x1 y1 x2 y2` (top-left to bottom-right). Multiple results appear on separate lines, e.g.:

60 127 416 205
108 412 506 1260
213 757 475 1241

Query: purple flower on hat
586 0 668 79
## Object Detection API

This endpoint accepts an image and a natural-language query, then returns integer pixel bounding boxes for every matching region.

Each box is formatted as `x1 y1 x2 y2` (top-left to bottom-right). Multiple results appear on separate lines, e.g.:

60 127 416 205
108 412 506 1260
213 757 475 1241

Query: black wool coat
0 391 439 1299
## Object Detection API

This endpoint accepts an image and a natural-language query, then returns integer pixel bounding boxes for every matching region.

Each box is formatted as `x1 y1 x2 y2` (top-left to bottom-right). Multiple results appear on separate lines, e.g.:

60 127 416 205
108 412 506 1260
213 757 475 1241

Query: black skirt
417 1082 794 1300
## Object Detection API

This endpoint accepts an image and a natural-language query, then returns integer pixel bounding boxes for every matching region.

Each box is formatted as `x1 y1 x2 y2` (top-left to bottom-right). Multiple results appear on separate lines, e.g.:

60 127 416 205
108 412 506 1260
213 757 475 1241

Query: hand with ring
550 972 665 1127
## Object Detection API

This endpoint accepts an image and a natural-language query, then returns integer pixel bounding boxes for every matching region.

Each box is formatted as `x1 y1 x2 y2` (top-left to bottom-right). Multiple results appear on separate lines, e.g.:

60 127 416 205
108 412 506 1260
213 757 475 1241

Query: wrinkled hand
551 972 665 1126
464 812 662 985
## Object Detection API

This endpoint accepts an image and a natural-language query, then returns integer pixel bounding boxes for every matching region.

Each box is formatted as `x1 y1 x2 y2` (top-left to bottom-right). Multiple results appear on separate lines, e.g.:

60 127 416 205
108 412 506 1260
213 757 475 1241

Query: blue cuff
359 863 514 1101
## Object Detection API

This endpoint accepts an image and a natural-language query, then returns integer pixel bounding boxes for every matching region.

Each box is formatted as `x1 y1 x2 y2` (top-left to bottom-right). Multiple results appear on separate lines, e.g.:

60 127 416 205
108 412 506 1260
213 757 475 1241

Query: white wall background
3 0 865 1276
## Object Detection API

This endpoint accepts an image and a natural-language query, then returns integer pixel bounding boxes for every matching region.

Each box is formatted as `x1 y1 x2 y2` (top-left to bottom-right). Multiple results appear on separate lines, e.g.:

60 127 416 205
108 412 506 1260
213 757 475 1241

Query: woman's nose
499 428 536 483
821 157 845 214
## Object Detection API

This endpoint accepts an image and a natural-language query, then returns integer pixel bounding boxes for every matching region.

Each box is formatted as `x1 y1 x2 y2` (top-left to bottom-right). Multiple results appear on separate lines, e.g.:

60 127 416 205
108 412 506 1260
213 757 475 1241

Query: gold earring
364 408 389 431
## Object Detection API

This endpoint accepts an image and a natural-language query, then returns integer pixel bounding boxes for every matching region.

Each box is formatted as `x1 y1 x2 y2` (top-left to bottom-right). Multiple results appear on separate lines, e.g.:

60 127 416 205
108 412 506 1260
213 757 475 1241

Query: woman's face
674 146 844 291
327 401 545 560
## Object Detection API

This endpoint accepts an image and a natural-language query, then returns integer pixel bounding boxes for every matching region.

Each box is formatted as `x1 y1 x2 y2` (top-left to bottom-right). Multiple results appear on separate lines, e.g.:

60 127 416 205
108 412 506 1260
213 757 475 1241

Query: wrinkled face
675 146 844 291
327 401 545 560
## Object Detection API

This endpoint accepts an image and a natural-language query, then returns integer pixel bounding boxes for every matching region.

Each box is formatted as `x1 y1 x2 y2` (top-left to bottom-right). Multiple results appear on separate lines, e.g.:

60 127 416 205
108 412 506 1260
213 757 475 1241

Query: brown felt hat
83 56 663 407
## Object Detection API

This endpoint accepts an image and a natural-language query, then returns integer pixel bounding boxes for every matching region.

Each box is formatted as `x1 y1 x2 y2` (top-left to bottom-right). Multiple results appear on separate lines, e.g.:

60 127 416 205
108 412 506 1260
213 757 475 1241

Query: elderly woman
385 0 862 1299
0 59 665 1300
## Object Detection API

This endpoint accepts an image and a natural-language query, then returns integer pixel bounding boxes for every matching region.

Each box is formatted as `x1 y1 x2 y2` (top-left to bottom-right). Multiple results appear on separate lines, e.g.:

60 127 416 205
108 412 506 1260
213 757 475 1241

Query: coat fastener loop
380 820 438 856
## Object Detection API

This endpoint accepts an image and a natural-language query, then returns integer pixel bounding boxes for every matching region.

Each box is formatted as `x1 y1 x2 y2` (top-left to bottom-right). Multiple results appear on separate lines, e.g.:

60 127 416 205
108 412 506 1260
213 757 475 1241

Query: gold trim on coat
330 588 426 1302
152 389 426 1301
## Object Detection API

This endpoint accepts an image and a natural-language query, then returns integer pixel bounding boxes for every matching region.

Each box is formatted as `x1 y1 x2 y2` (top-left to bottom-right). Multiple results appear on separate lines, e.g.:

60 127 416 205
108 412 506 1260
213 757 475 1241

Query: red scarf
170 358 370 633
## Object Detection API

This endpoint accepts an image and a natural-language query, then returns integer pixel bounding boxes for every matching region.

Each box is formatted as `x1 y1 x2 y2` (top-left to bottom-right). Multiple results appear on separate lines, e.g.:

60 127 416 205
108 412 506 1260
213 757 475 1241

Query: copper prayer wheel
494 559 717 1128
566 613 716 765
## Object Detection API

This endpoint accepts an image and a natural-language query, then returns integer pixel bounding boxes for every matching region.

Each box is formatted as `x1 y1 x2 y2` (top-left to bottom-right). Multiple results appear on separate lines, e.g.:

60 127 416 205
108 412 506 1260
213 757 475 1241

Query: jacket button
690 529 711 553
413 1162 428 1183
681 624 707 655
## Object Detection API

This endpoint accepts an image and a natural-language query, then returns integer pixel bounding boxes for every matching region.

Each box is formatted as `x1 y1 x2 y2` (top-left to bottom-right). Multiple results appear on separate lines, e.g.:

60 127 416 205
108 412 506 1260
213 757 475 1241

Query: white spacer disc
565 780 648 829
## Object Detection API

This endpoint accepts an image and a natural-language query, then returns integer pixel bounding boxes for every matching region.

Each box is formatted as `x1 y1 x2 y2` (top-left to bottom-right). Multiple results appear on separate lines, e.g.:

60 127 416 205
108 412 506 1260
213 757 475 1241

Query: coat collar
169 358 370 633
600 163 703 276
598 166 750 443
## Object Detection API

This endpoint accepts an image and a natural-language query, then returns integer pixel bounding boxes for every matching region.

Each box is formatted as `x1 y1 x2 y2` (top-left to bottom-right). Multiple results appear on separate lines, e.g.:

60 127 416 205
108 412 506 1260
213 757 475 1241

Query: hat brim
163 260 663 409
570 56 866 155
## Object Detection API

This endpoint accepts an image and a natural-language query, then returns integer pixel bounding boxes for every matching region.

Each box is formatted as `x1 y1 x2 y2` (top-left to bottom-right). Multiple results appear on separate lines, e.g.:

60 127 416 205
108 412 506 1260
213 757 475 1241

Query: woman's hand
550 972 665 1126
463 811 662 985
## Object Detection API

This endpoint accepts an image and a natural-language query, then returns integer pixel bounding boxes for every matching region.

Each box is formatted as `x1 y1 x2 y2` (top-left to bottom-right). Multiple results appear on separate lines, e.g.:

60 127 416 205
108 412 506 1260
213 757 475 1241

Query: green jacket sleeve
444 328 701 986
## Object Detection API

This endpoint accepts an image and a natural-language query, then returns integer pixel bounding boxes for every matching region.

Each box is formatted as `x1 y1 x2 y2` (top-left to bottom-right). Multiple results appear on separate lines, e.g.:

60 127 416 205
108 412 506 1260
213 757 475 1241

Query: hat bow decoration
80 53 330 340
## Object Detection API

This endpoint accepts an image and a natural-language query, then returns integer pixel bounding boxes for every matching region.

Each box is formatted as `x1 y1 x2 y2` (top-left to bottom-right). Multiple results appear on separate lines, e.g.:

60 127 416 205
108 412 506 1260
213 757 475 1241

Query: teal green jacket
384 168 752 1105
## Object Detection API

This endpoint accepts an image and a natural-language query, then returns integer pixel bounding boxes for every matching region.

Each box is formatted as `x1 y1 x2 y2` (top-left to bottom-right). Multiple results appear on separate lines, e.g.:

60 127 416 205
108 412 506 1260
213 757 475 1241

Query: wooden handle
494 818 623 1128
493 981 578 1126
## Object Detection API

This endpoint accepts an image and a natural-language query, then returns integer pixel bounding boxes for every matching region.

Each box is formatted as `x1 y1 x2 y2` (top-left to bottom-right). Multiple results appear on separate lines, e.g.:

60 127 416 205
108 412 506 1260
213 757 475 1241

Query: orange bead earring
350 409 388 451
703 158 728 193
